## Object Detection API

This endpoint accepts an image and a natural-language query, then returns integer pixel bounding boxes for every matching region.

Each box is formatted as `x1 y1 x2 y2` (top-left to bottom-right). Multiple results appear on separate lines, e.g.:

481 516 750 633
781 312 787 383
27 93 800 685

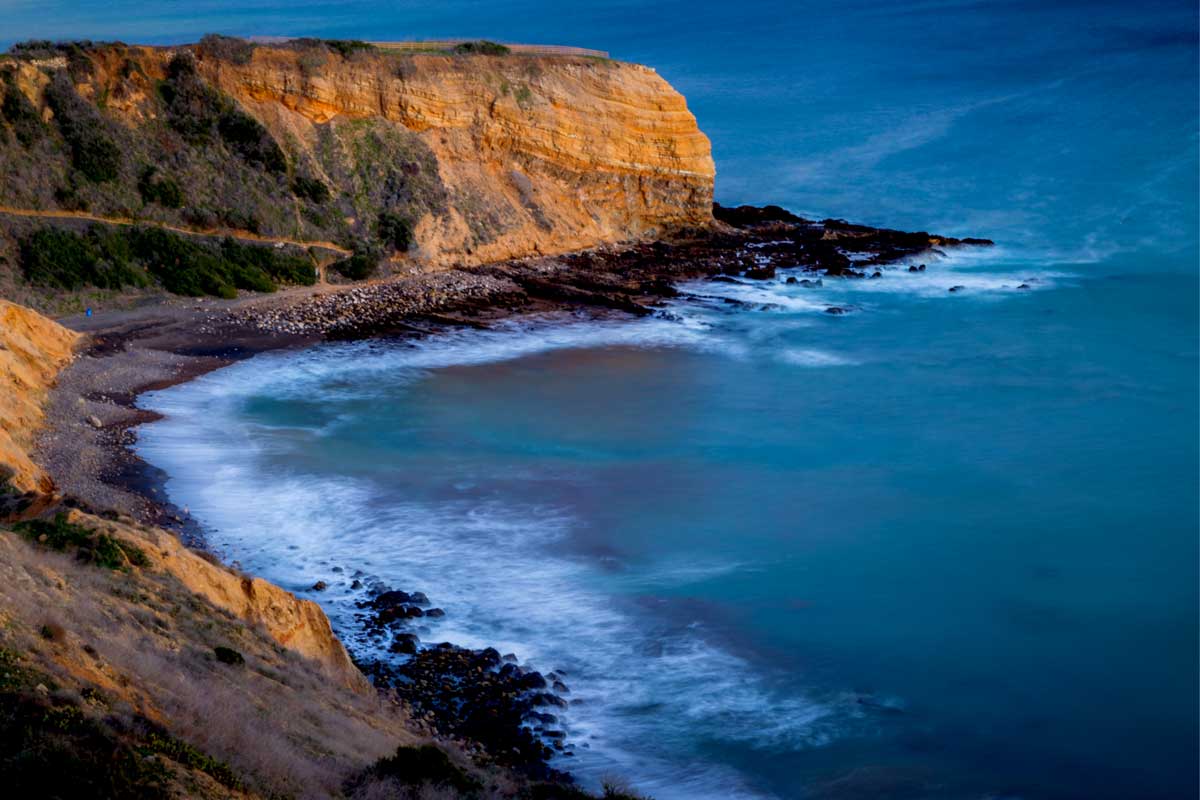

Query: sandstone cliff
130 515 367 690
0 301 361 689
205 47 714 265
0 298 79 493
0 40 714 274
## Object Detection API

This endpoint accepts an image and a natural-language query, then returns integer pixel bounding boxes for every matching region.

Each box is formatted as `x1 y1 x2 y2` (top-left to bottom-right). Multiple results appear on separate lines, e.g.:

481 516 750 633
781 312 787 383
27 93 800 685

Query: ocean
24 0 1191 797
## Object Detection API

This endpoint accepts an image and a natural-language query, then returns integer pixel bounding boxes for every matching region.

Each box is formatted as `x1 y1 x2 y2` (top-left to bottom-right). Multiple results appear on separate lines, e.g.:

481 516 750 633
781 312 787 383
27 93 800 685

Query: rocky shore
30 205 992 781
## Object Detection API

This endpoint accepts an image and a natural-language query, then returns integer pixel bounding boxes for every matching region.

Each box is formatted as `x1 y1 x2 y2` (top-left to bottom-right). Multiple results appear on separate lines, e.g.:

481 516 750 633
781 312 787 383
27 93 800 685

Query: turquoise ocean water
12 1 1193 797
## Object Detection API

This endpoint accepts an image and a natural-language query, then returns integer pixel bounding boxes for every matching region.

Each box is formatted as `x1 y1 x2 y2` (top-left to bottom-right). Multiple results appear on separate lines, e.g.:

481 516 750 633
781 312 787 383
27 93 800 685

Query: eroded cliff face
0 299 79 493
87 510 368 690
2 43 714 269
0 301 361 688
202 48 714 265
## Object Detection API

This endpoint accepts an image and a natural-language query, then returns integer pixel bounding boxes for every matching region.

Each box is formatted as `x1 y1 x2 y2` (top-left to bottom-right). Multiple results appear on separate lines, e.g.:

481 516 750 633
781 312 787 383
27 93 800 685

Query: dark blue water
56 0 1192 797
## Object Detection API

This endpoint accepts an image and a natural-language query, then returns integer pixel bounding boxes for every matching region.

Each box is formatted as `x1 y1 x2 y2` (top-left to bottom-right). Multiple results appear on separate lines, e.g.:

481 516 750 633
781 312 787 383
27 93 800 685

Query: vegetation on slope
19 224 316 297
0 39 464 303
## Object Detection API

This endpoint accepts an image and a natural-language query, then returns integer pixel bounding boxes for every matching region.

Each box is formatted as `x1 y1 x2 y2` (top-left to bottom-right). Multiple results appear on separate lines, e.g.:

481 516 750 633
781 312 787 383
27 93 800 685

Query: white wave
138 355 844 799
134 241 1079 798
777 348 859 367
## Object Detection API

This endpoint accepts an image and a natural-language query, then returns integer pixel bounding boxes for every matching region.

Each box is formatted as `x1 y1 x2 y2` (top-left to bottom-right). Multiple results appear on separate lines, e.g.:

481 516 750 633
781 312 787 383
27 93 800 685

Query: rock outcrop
1 41 714 270
0 299 79 493
202 47 714 265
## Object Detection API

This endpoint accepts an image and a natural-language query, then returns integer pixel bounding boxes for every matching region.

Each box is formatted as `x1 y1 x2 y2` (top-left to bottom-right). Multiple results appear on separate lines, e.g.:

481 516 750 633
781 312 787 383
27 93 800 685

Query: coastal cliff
0 299 78 492
0 302 362 689
203 46 714 264
0 38 713 297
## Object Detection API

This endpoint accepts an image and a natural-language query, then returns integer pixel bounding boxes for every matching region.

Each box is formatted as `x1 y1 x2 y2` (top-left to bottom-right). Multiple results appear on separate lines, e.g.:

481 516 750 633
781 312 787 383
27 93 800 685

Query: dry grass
0 516 416 798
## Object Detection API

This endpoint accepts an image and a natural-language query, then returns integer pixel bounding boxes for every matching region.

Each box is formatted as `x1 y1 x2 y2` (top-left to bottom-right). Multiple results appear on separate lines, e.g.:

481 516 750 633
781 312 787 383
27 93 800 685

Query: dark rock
531 693 569 709
871 271 882 278
519 672 548 690
389 637 418 655
409 591 430 605
374 589 411 607
948 285 965 293
425 607 445 618
713 202 806 228
918 264 926 271
311 580 327 592
1017 283 1030 290
908 265 919 272
785 276 798 284
743 265 776 280
350 579 362 590
825 306 849 315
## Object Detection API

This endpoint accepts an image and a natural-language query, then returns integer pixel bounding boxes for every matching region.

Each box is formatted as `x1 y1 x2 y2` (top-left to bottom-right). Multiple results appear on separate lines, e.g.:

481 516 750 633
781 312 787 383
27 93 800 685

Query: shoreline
31 209 992 777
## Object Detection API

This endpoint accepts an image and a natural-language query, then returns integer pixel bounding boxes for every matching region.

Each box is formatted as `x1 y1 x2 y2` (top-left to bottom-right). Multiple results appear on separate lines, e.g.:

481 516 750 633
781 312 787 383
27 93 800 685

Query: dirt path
0 205 352 255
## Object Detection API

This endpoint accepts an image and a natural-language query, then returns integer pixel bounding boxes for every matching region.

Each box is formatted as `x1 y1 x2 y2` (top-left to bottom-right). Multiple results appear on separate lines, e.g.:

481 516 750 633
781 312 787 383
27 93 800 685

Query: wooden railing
369 41 609 58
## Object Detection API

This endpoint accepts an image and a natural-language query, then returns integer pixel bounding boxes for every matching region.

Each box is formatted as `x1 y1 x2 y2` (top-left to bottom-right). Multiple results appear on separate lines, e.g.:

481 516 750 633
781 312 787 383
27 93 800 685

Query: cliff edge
0 39 714 280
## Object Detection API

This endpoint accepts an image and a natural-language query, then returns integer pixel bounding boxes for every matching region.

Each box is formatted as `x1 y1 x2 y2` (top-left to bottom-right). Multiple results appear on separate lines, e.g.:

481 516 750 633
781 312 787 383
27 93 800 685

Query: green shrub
324 39 375 58
217 236 315 286
159 53 222 142
1 79 45 147
140 730 241 788
361 745 479 793
331 247 379 281
19 227 147 291
197 34 256 65
292 174 330 204
217 108 286 173
127 226 266 297
0 691 175 799
453 40 510 56
8 40 58 59
138 167 184 208
20 223 316 298
376 210 413 253
12 513 147 571
160 53 286 173
44 71 121 182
